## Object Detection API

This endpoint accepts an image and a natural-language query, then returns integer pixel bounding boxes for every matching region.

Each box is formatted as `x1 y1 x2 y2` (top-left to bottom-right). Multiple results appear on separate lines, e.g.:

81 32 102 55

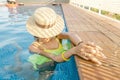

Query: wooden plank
76 32 120 80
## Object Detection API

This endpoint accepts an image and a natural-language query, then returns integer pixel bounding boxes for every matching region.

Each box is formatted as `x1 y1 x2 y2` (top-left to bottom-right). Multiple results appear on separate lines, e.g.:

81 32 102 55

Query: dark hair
7 0 16 4
7 0 9 3
34 36 39 41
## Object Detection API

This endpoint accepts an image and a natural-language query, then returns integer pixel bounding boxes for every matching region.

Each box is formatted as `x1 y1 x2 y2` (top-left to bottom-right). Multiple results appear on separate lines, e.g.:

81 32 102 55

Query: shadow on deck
62 4 120 80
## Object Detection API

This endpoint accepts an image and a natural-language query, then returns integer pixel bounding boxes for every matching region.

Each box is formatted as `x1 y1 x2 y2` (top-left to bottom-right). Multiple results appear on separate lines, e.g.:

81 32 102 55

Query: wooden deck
62 4 120 80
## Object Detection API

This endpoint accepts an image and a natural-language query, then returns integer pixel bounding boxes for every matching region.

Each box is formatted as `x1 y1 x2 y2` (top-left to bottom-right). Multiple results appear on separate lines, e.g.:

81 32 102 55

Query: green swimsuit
28 39 71 70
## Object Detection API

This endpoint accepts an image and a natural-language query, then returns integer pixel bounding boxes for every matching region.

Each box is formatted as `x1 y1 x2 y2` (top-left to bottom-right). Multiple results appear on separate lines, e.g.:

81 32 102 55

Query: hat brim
26 15 64 38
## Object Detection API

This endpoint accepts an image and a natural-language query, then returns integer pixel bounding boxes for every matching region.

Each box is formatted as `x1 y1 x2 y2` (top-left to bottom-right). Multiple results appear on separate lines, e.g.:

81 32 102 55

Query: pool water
0 5 79 80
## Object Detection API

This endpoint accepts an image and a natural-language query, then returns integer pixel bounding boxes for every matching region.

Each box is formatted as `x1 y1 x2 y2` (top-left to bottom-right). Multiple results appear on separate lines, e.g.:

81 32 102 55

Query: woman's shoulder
31 41 40 48
59 32 76 35
57 32 77 39
29 41 43 53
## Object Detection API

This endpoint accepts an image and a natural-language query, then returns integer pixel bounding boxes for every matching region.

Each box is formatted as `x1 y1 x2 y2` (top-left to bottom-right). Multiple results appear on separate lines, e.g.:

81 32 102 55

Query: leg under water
3 42 56 80
3 42 40 80
37 61 57 80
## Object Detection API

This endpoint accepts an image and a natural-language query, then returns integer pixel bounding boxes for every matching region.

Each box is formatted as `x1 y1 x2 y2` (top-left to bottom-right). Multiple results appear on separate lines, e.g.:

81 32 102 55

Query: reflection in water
8 7 17 14
8 7 18 24
3 42 40 80
2 42 55 80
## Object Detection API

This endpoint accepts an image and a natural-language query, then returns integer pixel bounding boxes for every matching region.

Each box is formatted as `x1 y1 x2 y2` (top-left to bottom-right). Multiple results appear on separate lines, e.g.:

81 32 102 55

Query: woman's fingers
92 47 107 59
98 52 107 59
78 52 89 60
90 57 102 65
95 45 103 51
76 42 106 65
77 50 103 65
83 43 106 58
87 54 102 65
86 42 96 47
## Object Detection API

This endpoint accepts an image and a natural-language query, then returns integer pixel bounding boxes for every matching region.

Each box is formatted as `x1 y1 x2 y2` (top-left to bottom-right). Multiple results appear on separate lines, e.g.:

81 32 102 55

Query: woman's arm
29 44 77 62
29 40 105 65
57 32 83 46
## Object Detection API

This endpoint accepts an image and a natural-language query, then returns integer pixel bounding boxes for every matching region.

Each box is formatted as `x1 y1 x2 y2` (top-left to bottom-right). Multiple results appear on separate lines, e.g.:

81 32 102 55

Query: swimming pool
0 5 80 80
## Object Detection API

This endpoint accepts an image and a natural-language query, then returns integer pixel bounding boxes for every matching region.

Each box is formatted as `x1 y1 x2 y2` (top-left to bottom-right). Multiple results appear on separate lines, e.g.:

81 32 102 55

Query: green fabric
28 39 71 70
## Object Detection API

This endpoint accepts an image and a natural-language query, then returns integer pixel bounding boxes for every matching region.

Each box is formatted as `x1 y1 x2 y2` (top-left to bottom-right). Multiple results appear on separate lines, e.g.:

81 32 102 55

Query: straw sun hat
26 7 64 38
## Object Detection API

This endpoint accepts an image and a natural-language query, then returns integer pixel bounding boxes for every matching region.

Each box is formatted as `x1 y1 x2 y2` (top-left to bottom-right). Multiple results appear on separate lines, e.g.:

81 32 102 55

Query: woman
26 7 106 76
6 0 18 8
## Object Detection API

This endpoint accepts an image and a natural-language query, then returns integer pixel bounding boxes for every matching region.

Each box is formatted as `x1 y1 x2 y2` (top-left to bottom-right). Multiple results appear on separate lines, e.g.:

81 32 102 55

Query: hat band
35 21 56 29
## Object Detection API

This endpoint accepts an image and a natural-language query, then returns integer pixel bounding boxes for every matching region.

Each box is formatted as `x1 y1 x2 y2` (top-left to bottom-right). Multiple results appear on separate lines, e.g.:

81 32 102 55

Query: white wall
70 0 120 14
0 0 6 3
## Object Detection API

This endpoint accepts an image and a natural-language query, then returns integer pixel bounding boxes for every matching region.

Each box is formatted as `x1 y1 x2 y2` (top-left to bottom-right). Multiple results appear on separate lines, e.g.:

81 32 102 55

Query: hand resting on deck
74 42 107 66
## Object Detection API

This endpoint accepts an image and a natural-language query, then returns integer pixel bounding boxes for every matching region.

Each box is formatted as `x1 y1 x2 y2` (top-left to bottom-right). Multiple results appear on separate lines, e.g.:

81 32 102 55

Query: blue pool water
0 5 79 80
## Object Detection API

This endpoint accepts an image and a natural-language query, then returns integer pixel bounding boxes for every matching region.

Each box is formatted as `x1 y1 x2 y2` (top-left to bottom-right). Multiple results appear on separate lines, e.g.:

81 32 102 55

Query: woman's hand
75 42 107 65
